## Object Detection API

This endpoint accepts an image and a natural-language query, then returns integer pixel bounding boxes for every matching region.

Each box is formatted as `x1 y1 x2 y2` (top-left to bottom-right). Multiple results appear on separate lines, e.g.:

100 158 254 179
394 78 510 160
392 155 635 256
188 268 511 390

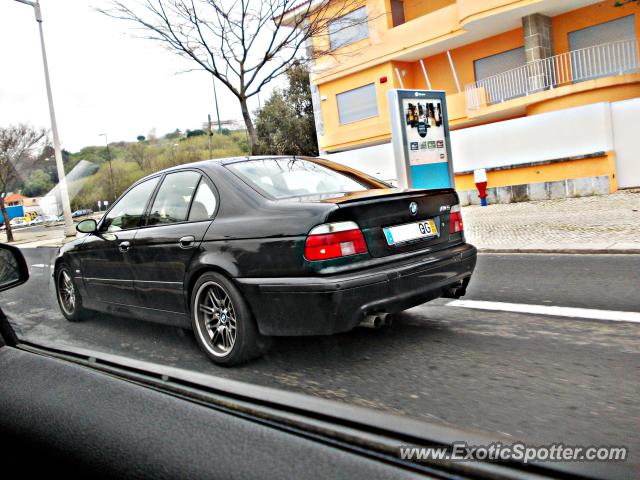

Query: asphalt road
2 248 639 469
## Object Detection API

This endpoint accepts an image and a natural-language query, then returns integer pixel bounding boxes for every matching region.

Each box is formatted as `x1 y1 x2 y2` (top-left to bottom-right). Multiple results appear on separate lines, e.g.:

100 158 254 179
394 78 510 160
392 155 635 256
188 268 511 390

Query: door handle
118 241 131 253
179 235 196 249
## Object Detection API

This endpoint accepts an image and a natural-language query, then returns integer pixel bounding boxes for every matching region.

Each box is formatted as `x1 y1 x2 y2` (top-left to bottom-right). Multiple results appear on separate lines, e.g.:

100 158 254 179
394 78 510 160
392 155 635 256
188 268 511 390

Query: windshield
1 0 638 477
227 158 377 199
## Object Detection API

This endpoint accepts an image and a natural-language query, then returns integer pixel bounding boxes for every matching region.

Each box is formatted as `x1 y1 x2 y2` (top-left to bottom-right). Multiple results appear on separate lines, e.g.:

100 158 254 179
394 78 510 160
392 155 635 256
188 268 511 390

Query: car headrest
189 201 209 221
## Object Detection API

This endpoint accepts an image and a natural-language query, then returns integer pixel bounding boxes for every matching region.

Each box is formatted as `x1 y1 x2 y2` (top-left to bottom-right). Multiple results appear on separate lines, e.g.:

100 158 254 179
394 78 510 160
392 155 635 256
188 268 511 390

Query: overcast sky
0 0 277 152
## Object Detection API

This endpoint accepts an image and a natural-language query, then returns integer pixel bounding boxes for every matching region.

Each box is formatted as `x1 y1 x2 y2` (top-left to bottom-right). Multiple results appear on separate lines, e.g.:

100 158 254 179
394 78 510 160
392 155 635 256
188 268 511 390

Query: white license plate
383 219 438 246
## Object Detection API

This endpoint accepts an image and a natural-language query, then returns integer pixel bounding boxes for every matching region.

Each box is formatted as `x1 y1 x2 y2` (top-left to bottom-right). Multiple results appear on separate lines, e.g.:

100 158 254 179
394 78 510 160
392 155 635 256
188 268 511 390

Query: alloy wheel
58 270 76 316
195 281 237 357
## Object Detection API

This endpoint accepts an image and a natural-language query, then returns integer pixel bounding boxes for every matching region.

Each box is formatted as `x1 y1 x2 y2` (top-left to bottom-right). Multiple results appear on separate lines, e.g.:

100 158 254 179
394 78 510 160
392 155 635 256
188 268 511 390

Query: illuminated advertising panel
388 90 454 190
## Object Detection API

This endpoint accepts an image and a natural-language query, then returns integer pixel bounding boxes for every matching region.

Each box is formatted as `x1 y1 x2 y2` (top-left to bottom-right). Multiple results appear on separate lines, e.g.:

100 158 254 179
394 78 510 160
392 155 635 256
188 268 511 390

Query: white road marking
447 299 640 324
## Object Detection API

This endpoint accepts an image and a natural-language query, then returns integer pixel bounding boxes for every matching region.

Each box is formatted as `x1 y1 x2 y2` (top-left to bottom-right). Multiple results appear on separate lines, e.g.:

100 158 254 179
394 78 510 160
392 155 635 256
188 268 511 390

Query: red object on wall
379 76 388 84
475 181 488 199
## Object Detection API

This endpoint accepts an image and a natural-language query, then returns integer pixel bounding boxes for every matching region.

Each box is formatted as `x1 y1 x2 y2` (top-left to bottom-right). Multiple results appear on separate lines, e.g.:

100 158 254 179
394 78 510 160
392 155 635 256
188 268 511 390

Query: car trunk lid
318 188 461 258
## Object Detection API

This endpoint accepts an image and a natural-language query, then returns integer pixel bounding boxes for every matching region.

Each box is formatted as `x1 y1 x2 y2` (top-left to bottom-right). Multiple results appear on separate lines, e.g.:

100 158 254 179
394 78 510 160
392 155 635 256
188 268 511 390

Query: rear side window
147 171 201 226
227 158 381 199
103 177 159 232
188 181 217 221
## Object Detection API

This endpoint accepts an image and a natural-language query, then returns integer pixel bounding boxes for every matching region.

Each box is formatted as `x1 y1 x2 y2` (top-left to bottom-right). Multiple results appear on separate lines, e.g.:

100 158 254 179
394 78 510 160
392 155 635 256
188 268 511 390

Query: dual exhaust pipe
360 312 393 329
442 278 469 299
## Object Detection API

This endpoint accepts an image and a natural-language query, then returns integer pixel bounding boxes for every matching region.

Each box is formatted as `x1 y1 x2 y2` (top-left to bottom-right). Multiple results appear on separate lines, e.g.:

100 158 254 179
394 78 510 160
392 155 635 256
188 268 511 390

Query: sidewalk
463 189 640 253
6 191 640 253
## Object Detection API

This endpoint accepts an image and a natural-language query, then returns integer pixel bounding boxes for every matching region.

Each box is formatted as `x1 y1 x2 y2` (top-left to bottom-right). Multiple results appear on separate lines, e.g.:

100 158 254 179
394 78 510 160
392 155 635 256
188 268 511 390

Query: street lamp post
99 133 115 201
15 0 74 237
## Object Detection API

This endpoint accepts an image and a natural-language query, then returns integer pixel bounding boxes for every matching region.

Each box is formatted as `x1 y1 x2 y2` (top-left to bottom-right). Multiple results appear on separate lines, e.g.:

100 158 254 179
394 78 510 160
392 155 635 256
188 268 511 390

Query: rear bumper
236 243 477 336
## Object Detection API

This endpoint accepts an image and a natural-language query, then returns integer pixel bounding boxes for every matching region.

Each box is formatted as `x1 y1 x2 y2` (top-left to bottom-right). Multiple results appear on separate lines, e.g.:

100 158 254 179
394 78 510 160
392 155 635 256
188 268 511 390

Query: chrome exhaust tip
360 314 383 329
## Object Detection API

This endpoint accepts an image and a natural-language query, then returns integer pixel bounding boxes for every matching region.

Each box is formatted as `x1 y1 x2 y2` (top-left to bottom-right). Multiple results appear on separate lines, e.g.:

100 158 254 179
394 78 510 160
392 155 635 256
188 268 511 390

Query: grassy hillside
69 131 249 210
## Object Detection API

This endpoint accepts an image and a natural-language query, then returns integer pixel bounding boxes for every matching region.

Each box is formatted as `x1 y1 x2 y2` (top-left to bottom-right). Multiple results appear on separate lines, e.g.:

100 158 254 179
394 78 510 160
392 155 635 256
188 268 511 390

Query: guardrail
465 39 640 111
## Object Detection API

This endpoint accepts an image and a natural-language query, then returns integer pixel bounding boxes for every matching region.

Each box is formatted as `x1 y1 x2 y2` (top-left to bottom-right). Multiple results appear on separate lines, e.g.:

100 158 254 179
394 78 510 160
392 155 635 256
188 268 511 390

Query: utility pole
212 76 222 133
207 114 212 159
99 133 115 201
15 0 74 236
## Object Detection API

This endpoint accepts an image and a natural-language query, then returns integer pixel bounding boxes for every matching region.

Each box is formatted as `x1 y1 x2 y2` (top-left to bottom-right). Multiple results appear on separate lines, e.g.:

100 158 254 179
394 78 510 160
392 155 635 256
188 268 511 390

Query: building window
568 15 638 82
336 83 378 125
473 47 526 103
390 0 405 27
569 15 636 50
474 47 526 83
328 7 368 50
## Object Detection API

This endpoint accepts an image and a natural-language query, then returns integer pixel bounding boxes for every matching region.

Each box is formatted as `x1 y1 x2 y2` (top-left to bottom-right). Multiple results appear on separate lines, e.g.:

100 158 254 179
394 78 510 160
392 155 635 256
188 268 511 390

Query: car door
79 176 160 306
130 171 218 313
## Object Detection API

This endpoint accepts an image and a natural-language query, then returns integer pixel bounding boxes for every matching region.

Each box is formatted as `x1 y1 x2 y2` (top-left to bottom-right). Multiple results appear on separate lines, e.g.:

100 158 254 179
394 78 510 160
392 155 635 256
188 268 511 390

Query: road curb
478 248 640 255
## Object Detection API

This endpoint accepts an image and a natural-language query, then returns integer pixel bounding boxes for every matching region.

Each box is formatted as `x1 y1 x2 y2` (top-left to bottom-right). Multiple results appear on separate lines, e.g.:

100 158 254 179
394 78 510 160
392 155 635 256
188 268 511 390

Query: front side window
336 83 378 124
147 171 201 226
102 177 160 232
227 158 380 199
328 7 368 50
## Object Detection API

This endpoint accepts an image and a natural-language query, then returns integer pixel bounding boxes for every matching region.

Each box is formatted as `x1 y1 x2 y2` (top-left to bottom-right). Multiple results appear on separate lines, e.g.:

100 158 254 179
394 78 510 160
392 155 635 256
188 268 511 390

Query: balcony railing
465 39 640 111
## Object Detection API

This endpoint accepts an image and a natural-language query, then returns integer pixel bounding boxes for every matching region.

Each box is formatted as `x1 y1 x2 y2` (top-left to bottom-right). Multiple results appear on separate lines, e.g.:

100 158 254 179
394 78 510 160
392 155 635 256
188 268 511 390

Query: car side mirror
76 218 98 234
0 243 29 293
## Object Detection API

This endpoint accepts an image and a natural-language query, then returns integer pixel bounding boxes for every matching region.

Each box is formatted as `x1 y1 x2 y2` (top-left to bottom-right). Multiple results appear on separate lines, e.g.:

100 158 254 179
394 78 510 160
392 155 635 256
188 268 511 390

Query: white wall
449 102 613 172
326 100 639 187
324 142 397 183
611 98 640 188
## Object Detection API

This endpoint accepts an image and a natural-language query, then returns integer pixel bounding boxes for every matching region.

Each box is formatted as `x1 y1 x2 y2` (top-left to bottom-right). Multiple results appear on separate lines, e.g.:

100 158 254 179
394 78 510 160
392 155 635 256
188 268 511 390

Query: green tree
22 169 54 197
163 129 182 140
186 129 206 138
256 61 318 156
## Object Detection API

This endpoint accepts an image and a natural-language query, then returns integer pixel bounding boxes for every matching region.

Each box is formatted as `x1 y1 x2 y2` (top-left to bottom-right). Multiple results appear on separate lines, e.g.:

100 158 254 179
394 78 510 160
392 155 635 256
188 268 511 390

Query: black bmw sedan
54 156 476 365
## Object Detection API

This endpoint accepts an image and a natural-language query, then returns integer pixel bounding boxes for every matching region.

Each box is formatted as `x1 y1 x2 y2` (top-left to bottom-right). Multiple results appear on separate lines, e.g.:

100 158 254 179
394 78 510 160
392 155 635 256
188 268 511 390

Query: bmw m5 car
54 156 476 365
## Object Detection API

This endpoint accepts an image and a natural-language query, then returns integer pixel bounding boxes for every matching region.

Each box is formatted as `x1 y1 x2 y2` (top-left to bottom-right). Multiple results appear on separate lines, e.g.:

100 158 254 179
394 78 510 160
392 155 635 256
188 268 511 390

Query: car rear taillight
304 221 368 261
449 204 464 234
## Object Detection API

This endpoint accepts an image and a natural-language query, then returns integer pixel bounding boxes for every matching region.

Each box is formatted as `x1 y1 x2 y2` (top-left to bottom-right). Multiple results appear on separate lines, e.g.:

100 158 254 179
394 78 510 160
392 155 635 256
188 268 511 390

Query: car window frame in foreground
0 313 627 480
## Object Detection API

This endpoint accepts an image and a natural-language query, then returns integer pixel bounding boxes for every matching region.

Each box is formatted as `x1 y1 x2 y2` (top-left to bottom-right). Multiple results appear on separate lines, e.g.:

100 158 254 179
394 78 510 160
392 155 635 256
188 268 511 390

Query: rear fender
183 250 240 313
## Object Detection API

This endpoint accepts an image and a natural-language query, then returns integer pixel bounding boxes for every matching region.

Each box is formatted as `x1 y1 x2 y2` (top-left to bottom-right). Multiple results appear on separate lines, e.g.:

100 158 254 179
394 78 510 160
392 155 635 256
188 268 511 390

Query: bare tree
128 141 147 170
100 0 369 154
0 125 47 243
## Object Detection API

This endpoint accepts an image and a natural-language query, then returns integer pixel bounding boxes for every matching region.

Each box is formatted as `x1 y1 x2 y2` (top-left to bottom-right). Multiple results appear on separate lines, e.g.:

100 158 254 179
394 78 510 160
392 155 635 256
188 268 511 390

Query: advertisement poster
402 98 448 167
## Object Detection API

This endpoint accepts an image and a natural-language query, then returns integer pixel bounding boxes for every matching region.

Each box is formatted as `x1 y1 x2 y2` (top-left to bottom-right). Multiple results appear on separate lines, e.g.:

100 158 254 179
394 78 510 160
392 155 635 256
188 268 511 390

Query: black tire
190 272 270 366
55 263 87 322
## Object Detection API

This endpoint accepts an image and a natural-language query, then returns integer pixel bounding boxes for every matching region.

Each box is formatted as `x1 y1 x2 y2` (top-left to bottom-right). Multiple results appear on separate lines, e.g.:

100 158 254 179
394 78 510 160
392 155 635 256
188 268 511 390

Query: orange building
283 0 640 202
4 193 27 207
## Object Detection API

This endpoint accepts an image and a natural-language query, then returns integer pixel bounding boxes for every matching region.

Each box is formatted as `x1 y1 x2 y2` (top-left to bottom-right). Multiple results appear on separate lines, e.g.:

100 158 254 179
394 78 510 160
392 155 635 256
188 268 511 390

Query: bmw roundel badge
409 202 418 216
